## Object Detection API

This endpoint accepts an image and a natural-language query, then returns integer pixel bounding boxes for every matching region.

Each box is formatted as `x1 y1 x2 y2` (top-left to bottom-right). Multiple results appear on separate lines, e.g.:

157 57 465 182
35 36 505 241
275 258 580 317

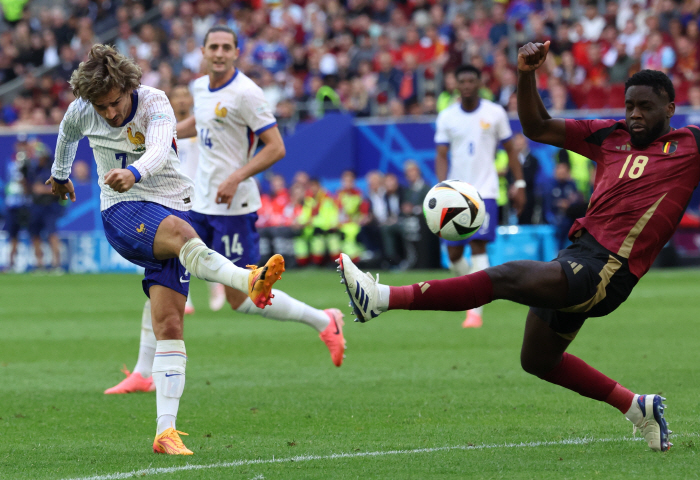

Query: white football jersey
191 70 277 216
177 135 199 182
434 99 513 199
53 85 194 211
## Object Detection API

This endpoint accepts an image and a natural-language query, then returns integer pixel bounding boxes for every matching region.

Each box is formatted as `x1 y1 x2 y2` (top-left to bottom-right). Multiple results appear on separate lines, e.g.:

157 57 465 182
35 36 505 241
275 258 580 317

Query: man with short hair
106 26 346 394
434 63 525 328
48 44 285 454
339 43 692 453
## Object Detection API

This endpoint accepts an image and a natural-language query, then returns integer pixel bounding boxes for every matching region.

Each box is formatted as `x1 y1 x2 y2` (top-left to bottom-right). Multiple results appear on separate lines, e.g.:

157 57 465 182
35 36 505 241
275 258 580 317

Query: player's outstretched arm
517 41 565 148
176 116 197 139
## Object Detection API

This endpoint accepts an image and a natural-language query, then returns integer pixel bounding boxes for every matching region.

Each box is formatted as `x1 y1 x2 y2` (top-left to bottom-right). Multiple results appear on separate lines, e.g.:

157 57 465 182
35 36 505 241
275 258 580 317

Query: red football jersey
564 119 700 278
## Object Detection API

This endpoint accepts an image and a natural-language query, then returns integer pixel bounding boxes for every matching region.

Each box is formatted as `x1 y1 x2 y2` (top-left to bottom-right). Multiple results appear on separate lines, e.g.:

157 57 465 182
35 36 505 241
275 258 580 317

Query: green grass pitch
1 268 699 479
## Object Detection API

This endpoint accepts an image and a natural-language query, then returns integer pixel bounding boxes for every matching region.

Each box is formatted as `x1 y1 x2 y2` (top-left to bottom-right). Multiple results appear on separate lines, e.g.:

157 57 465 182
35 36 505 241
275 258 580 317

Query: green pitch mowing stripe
1 269 700 480
65 434 700 480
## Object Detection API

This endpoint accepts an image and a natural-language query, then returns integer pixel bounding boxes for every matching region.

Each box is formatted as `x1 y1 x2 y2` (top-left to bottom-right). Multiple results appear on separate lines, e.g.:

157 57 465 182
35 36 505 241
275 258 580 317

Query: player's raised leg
149 285 193 455
105 299 156 394
152 215 284 308
337 253 568 322
226 287 346 367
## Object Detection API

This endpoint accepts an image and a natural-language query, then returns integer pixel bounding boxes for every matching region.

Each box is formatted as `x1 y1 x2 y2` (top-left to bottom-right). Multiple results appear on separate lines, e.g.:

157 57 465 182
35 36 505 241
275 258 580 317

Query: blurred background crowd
2 0 700 272
0 0 699 128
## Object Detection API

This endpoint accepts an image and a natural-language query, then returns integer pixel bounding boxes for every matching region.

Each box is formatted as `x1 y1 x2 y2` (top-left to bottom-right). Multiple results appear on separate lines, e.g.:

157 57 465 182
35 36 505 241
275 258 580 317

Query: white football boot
337 253 382 323
625 394 672 451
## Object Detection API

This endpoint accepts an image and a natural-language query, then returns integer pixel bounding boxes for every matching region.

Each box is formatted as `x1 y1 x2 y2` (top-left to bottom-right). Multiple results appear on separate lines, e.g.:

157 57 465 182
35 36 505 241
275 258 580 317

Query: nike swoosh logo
333 321 340 335
230 257 242 264
180 276 190 283
207 252 214 255
165 373 183 377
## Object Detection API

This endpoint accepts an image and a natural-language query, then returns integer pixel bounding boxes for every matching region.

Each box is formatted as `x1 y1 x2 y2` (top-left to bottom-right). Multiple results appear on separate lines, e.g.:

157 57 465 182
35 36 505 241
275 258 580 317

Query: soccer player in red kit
338 42 700 452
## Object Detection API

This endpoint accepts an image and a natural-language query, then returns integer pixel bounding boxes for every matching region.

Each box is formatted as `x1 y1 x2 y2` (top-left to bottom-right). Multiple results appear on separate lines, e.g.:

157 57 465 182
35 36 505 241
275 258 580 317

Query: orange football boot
319 308 346 367
246 254 285 308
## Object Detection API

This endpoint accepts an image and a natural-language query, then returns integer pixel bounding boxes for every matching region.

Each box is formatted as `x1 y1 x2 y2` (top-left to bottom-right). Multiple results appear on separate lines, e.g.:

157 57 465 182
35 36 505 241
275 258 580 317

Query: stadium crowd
1 0 700 128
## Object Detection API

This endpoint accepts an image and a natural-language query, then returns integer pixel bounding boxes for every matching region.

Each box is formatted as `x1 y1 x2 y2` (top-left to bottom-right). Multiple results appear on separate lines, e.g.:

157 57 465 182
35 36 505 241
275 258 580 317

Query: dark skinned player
338 41 700 452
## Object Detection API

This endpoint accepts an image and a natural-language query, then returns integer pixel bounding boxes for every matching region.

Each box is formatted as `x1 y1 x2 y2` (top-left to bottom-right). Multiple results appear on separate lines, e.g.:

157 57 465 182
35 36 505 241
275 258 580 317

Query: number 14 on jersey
200 128 213 149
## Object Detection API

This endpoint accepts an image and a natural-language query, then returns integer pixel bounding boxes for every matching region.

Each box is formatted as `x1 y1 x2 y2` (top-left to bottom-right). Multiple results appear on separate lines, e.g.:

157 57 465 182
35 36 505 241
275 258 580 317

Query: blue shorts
29 203 63 237
101 201 191 298
4 206 27 238
189 211 260 267
442 198 497 246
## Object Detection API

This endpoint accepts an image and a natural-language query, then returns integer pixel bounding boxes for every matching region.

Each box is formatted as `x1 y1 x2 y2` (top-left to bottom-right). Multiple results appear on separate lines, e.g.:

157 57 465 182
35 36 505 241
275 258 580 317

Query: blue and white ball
423 180 486 241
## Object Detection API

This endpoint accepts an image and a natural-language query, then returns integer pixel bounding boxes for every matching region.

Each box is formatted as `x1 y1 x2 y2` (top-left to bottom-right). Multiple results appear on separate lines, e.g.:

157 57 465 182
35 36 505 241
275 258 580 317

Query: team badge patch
479 119 491 130
662 141 678 154
127 126 146 153
136 223 146 234
214 102 227 123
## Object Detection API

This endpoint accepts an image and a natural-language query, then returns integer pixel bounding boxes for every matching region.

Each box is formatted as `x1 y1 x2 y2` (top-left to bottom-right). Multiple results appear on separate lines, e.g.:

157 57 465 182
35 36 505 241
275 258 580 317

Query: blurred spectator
603 41 638 84
510 134 540 225
641 31 676 73
401 160 430 216
436 70 459 112
251 26 290 74
3 135 30 271
581 2 606 41
336 170 368 262
358 170 384 261
294 178 340 266
26 142 64 272
545 161 583 250
378 172 405 267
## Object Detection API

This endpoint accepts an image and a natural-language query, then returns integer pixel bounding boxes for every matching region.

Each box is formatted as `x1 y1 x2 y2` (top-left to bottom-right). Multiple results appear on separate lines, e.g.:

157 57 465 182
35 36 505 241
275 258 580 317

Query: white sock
470 253 490 316
625 394 642 425
179 238 248 292
377 283 390 312
450 256 471 277
152 340 187 435
133 300 157 378
236 289 330 332
185 293 193 308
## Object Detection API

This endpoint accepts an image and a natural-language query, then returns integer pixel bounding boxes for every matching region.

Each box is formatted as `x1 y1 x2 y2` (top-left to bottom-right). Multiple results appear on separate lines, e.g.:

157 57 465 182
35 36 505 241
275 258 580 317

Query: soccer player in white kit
434 64 525 328
105 26 346 396
47 44 285 454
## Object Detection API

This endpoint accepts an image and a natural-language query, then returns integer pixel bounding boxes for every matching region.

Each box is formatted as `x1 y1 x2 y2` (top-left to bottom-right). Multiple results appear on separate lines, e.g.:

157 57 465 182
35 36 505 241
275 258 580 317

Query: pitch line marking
63 434 692 480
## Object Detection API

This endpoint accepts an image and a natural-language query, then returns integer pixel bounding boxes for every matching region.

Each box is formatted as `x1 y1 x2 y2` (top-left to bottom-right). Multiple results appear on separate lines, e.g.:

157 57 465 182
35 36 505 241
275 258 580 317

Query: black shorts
530 230 638 338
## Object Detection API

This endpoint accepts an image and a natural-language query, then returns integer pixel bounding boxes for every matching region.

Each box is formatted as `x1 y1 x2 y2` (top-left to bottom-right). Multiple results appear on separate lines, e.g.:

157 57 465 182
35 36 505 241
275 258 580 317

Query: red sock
388 270 493 311
541 353 633 411
605 383 636 413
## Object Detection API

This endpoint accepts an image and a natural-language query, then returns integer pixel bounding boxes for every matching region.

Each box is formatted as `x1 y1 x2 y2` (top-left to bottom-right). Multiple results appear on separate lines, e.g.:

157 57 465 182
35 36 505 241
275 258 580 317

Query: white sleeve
52 101 84 181
434 111 450 145
240 85 277 134
495 106 513 142
131 93 176 181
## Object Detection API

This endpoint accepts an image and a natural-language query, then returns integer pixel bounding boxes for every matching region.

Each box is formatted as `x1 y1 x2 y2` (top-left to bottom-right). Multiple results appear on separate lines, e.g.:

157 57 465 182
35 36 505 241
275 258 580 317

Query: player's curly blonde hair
69 44 142 103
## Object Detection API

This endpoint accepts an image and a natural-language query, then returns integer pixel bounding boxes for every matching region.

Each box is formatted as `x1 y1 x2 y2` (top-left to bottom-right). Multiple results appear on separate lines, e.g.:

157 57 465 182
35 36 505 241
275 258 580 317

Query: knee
153 313 183 340
520 352 559 378
162 216 198 243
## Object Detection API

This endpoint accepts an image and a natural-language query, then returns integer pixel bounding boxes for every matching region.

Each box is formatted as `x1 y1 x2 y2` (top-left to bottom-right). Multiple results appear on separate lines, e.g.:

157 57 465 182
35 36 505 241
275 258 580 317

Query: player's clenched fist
517 41 550 72
104 168 136 193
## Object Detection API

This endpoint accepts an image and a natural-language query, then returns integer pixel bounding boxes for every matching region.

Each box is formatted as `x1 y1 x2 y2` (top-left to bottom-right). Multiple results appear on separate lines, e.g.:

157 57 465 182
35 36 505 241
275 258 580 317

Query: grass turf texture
0 268 698 479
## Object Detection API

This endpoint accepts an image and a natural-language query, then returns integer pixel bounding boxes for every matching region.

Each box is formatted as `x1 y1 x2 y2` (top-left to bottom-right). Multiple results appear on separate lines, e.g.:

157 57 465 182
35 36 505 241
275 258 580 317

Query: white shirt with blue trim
52 85 194 211
434 99 512 200
191 69 277 216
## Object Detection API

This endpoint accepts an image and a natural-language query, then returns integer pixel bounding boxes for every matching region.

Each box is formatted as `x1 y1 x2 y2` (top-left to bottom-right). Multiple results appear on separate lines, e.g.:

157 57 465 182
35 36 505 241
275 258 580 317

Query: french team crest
214 102 228 124
662 141 678 154
479 119 491 130
127 126 146 153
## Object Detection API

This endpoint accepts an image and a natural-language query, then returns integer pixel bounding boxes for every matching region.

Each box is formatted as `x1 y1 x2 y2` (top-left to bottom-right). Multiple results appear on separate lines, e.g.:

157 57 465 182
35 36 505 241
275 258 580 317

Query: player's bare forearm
435 145 449 182
176 116 197 139
215 127 285 206
504 139 523 181
516 42 565 148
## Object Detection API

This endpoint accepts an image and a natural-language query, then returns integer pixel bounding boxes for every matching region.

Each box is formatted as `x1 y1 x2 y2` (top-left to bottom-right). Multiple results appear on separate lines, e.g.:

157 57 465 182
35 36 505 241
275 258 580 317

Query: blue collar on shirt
209 69 238 92
120 90 139 127
460 99 480 113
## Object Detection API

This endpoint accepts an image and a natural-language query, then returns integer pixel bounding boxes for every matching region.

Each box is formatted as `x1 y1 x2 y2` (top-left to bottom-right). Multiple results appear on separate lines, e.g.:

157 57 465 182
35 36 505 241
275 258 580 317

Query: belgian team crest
214 102 228 124
127 126 146 153
662 141 678 154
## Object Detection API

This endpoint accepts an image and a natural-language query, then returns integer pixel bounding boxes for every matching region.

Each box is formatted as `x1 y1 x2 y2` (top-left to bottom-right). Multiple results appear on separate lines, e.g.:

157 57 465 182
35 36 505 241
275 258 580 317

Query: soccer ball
423 180 486 241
